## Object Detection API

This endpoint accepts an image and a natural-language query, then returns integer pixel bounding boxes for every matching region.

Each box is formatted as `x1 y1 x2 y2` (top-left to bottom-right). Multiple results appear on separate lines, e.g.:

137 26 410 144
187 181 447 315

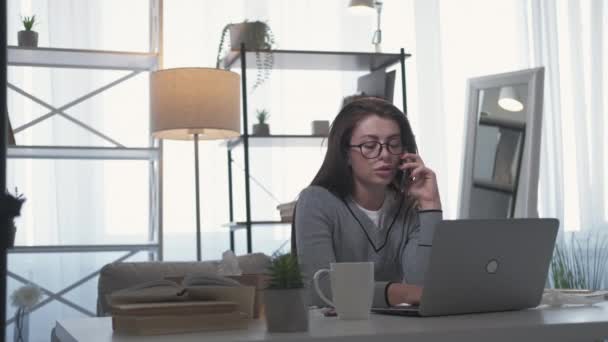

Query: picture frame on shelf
357 68 396 103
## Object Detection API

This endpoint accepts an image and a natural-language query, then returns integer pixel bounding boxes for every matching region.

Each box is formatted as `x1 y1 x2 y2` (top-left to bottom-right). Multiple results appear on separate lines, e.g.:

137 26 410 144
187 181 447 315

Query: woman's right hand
387 283 423 306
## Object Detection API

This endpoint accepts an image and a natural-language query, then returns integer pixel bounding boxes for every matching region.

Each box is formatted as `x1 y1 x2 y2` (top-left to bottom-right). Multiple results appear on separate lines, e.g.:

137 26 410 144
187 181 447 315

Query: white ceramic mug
313 262 374 320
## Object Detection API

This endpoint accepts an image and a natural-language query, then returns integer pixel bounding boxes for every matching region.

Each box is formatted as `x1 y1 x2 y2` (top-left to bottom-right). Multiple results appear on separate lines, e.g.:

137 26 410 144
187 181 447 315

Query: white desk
55 304 608 342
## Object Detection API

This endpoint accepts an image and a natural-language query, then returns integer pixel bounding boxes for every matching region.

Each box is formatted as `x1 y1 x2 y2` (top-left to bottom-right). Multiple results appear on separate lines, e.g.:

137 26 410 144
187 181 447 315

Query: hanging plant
215 21 276 92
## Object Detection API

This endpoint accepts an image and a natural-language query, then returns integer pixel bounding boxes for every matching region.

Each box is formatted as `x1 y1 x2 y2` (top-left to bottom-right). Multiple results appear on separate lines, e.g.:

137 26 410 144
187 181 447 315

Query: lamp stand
373 0 383 52
193 133 202 261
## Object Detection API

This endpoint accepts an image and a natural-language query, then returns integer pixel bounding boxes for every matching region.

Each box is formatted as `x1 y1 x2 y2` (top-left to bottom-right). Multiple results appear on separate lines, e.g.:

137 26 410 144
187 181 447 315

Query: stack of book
111 300 250 335
108 276 256 335
277 201 297 222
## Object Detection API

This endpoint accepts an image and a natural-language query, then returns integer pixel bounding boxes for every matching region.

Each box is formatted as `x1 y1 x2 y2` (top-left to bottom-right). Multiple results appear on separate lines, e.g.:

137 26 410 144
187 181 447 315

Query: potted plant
18 15 38 47
0 189 26 249
264 253 308 332
549 232 608 290
253 109 270 136
216 21 275 91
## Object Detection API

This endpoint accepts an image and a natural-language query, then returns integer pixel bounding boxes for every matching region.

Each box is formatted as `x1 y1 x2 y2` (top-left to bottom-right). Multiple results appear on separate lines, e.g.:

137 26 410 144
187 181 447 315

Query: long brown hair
310 97 418 199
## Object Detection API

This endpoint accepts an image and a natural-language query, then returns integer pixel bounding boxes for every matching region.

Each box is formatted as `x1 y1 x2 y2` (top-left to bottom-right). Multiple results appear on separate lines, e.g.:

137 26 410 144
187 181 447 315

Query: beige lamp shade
150 68 241 140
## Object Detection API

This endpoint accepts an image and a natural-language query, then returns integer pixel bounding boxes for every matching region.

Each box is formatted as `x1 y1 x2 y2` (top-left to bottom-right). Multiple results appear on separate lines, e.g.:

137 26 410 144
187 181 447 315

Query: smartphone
399 160 411 192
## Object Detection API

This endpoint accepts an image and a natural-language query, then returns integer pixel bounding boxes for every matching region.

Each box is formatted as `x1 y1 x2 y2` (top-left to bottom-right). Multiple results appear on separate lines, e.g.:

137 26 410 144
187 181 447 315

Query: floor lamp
150 68 241 261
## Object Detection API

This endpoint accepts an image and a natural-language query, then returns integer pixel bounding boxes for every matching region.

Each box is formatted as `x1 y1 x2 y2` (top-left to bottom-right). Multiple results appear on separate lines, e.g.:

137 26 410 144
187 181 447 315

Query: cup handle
313 268 335 307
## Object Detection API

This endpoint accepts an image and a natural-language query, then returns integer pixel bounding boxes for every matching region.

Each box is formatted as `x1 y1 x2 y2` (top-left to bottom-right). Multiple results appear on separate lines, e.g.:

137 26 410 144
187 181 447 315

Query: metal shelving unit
223 47 410 253
4 0 163 326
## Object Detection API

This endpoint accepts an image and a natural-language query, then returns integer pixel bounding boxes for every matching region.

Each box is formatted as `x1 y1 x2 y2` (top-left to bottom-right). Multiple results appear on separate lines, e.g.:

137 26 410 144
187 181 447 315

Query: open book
109 273 242 305
108 273 257 319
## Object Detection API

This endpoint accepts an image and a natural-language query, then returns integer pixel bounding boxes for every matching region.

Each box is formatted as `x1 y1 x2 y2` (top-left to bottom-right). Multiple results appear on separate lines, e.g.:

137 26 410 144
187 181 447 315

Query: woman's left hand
399 153 442 210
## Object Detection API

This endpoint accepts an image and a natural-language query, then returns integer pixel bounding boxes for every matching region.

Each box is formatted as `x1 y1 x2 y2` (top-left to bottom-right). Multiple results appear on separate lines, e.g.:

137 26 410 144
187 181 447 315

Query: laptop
372 218 559 317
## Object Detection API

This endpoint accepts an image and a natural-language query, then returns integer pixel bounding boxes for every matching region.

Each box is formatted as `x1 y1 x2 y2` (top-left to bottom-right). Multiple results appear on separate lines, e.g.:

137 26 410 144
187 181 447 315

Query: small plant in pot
264 253 308 332
216 20 275 91
18 15 38 47
253 109 270 136
0 189 26 248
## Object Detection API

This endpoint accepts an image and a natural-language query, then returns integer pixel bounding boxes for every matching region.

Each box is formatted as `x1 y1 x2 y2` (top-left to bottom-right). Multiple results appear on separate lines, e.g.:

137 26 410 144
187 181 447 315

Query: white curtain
528 0 607 234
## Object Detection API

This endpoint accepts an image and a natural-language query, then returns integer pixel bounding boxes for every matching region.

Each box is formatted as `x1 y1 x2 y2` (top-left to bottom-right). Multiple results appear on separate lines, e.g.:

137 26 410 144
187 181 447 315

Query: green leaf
21 15 36 31
549 232 608 290
266 253 304 289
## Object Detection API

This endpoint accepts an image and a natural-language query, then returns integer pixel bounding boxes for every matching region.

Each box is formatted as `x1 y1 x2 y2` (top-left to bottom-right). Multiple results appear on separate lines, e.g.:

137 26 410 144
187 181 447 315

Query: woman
294 97 442 308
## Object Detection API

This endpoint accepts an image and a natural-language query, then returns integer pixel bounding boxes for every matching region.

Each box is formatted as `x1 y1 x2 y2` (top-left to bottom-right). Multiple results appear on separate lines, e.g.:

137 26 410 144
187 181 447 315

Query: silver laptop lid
419 218 559 316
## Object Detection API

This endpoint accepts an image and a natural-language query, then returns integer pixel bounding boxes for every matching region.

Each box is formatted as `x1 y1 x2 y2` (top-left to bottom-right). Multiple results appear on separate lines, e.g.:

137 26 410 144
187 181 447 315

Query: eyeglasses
349 140 404 159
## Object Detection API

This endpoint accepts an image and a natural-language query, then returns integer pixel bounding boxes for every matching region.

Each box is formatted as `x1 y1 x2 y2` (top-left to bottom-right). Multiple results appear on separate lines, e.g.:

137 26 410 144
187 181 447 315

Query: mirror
460 68 545 219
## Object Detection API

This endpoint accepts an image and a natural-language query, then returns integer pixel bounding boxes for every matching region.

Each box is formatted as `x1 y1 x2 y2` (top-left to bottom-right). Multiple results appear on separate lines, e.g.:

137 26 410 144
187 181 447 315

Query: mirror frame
459 67 545 219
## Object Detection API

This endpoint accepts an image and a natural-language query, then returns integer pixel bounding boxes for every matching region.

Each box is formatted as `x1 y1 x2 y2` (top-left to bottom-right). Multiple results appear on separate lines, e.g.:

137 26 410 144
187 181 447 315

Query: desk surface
55 304 608 342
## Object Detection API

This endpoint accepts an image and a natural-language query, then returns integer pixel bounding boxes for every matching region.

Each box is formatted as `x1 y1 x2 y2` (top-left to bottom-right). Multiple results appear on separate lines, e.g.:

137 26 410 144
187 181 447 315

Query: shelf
7 145 160 160
473 179 515 194
222 49 408 71
8 46 158 71
226 135 328 150
8 243 159 254
224 220 290 232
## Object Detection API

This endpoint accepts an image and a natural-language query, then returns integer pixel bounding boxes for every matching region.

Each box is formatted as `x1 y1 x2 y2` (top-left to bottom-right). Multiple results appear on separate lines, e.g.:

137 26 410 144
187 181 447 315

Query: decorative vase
17 31 38 47
252 123 270 136
264 288 308 332
13 308 30 342
311 120 330 136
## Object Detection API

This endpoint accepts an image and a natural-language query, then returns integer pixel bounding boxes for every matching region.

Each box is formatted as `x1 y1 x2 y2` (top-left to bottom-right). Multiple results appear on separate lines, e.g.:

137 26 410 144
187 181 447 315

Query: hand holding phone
399 158 411 193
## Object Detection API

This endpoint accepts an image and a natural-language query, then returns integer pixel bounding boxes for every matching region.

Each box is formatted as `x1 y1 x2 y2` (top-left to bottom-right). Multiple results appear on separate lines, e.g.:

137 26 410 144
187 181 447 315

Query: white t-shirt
354 198 387 228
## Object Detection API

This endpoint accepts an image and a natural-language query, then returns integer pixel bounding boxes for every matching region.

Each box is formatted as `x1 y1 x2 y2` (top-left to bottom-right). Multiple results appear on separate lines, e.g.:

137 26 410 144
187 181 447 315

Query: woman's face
348 114 403 189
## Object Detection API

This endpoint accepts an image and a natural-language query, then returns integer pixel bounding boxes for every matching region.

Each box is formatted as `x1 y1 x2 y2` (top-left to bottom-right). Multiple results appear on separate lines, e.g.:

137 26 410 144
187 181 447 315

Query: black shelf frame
225 46 411 253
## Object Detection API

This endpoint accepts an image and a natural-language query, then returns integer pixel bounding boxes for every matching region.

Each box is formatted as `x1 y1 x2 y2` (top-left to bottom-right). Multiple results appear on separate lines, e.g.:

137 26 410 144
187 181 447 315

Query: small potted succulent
264 253 308 332
1 189 26 249
253 109 270 136
18 15 38 47
216 21 275 91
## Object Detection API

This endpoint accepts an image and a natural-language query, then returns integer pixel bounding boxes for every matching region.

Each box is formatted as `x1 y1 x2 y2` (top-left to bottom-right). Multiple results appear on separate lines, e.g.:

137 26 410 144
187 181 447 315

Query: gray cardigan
294 185 442 308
